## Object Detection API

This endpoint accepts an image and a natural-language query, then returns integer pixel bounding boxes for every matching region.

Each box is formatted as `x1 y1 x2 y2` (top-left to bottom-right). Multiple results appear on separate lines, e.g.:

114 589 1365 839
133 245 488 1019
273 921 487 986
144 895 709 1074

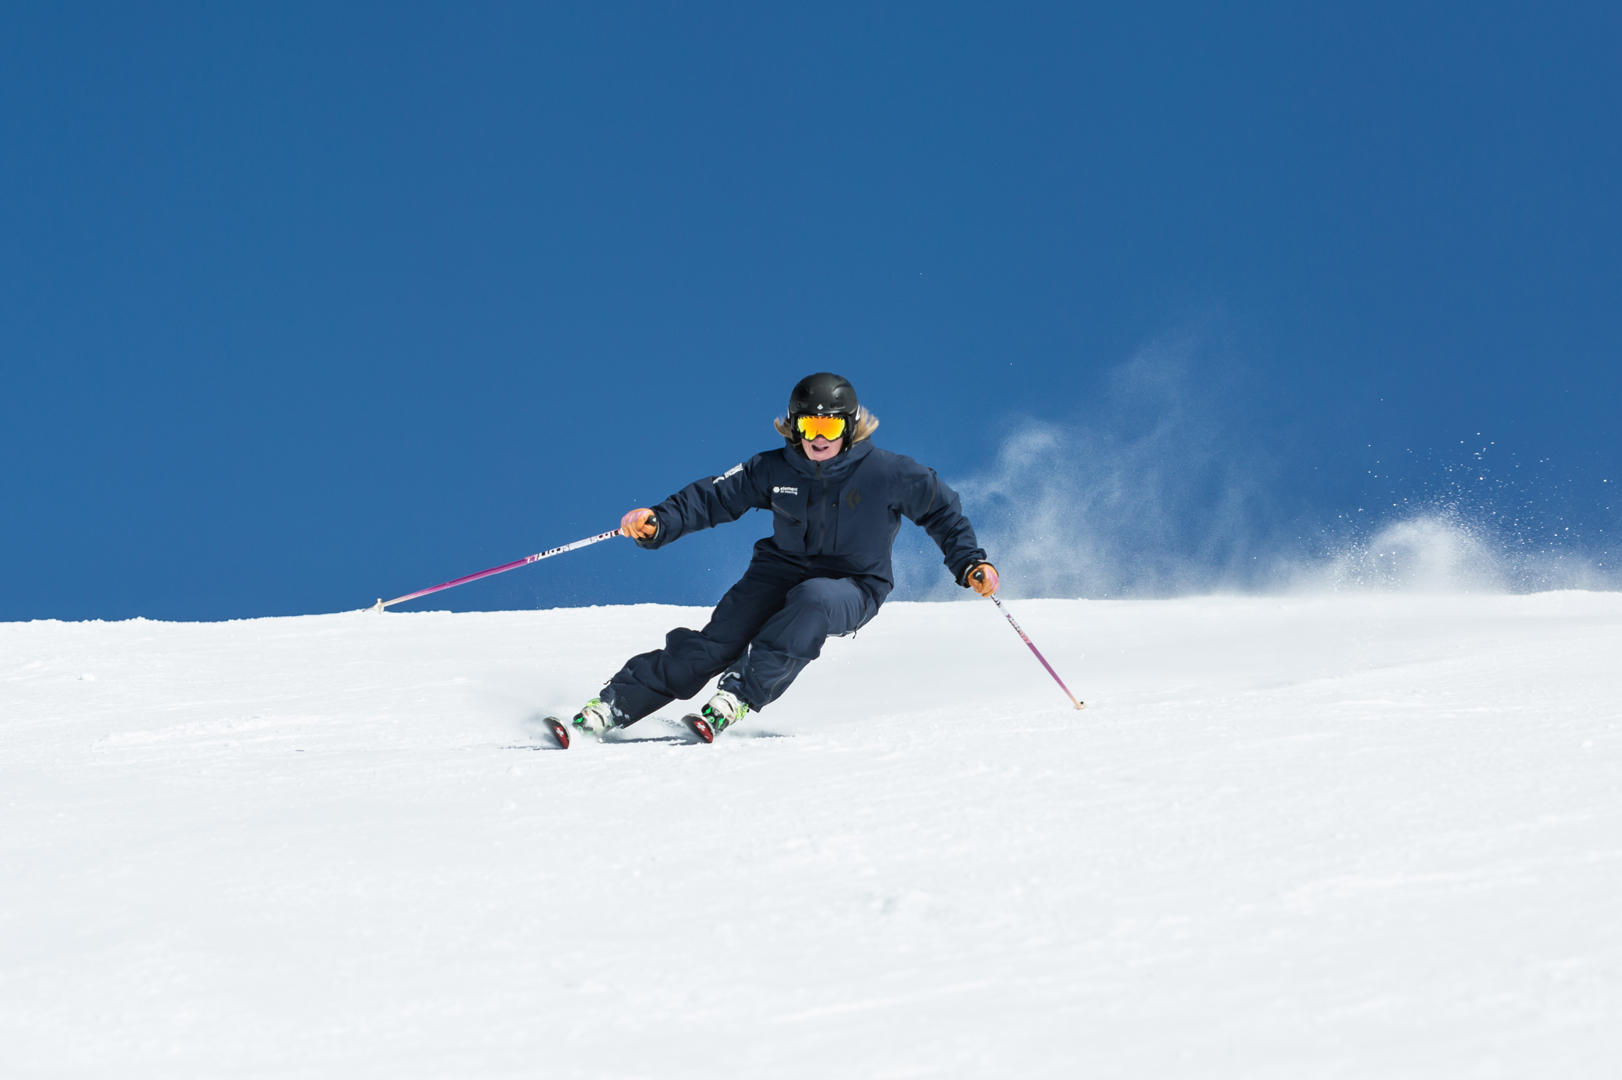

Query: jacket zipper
814 462 826 553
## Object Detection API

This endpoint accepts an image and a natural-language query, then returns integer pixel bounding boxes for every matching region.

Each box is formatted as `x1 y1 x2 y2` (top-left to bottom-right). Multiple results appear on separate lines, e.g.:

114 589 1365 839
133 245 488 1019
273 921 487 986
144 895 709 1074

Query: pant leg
602 541 807 725
718 575 876 710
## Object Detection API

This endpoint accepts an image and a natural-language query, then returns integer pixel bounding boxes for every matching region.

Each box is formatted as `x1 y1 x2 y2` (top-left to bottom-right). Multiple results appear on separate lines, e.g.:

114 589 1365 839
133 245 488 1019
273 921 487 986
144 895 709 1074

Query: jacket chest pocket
769 487 808 553
833 484 878 552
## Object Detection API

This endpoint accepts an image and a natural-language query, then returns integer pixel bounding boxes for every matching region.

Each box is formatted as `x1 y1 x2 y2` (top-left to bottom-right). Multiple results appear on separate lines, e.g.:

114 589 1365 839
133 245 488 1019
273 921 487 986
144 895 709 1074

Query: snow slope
4 593 1621 1078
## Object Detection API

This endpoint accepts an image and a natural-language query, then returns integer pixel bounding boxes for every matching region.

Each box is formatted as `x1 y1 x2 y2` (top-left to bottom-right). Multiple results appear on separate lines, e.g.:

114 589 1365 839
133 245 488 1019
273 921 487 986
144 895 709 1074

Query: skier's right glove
620 508 659 540
966 563 1000 596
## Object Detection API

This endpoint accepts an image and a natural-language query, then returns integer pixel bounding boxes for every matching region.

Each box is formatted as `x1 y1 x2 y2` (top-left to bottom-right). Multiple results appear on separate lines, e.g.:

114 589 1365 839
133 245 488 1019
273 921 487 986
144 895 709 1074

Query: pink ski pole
370 529 623 612
980 583 1086 710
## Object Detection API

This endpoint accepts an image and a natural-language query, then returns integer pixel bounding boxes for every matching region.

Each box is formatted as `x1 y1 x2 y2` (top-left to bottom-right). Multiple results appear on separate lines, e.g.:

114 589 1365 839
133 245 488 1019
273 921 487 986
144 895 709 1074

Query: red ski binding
684 713 715 743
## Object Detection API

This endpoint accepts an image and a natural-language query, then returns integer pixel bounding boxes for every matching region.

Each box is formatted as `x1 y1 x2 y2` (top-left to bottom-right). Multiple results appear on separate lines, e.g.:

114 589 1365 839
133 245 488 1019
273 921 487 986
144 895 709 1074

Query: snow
4 592 1621 1077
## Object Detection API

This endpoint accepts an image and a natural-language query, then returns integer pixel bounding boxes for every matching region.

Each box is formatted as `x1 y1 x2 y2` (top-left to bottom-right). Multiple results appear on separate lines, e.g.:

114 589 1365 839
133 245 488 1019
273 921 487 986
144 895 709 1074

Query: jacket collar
783 438 873 479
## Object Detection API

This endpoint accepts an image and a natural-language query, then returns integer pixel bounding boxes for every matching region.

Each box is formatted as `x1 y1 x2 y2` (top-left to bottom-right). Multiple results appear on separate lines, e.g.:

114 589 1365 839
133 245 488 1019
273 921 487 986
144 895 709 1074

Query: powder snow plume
1299 510 1619 594
895 347 1284 599
895 346 1619 600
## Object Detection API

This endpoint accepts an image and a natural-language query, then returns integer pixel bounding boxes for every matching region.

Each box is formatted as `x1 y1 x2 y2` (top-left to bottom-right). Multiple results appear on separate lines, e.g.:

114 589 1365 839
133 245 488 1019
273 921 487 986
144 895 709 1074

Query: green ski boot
572 697 616 736
700 689 751 735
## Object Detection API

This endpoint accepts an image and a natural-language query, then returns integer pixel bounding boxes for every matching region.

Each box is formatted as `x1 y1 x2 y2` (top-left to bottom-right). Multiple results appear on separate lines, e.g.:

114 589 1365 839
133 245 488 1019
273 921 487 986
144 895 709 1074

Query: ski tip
684 713 715 744
545 716 571 749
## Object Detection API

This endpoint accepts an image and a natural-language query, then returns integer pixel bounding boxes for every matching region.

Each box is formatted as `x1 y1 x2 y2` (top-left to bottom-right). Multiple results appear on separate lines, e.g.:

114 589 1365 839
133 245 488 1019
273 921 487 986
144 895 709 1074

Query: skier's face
803 434 841 462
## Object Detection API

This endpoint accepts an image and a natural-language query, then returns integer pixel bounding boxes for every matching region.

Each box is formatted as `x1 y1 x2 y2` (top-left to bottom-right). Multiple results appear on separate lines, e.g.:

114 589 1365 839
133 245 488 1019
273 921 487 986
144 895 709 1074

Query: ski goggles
794 415 848 441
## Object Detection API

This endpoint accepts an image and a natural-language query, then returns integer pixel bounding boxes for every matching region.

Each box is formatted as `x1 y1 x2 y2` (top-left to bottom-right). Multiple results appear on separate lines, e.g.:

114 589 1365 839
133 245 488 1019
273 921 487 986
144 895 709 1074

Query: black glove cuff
959 561 995 588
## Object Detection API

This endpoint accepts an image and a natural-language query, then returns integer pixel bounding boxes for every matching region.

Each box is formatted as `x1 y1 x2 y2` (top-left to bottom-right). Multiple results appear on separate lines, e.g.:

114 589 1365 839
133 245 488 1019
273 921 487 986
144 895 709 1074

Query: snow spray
987 594 1086 710
370 529 623 611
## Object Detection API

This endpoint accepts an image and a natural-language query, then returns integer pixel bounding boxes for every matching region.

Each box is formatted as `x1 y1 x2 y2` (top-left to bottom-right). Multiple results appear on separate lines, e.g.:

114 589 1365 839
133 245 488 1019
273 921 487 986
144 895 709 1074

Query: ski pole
976 577 1085 710
369 529 623 612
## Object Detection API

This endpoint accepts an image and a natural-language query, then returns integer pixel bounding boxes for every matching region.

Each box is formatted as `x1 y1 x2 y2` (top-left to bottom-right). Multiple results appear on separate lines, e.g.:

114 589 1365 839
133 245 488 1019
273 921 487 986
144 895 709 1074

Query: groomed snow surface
4 593 1621 1078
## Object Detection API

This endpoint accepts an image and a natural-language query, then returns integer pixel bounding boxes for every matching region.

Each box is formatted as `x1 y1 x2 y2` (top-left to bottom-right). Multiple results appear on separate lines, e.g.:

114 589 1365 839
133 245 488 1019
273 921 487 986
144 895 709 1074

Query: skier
570 372 1000 738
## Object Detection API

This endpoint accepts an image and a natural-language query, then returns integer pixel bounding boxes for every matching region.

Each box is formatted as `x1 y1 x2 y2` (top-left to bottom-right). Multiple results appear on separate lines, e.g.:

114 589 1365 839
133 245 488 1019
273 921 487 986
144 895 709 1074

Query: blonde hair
775 406 880 445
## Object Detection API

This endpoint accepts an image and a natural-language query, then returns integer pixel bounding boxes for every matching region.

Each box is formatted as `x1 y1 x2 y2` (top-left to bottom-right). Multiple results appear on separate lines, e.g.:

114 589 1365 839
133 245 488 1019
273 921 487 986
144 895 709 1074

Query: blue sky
3 2 1618 620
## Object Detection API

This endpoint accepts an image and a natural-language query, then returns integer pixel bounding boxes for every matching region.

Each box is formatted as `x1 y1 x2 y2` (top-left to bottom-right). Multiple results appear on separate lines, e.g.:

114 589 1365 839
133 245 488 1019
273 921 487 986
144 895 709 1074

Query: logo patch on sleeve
713 463 744 484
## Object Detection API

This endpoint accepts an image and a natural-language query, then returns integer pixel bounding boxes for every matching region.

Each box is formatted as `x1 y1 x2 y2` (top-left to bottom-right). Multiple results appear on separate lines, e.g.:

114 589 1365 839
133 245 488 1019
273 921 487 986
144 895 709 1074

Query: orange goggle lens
795 415 847 441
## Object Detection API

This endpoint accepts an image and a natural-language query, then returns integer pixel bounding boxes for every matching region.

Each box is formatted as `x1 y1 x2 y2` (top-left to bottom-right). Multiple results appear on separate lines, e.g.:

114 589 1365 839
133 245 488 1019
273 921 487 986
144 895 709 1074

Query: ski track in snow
3 595 1620 1078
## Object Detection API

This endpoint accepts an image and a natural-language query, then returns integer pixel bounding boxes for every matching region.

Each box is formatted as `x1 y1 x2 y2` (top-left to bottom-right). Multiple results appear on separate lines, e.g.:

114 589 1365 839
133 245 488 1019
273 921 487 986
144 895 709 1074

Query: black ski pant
601 540 877 726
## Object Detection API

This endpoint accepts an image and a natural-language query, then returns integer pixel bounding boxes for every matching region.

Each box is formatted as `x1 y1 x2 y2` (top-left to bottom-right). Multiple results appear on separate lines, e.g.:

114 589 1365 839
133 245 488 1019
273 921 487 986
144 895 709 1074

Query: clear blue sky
3 2 1618 620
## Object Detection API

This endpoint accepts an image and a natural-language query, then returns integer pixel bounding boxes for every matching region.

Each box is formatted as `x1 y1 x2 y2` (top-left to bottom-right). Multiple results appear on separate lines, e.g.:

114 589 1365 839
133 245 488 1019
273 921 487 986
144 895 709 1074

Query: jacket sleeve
894 455 989 586
637 454 773 549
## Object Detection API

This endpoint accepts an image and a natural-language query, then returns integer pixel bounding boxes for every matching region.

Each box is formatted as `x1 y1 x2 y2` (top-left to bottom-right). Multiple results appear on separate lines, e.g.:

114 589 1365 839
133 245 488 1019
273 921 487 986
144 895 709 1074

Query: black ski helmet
788 372 858 420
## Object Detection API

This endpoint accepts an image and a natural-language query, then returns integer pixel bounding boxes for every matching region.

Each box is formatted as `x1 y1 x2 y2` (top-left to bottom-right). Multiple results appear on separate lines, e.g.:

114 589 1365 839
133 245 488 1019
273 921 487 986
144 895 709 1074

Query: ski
532 712 717 749
544 716 571 749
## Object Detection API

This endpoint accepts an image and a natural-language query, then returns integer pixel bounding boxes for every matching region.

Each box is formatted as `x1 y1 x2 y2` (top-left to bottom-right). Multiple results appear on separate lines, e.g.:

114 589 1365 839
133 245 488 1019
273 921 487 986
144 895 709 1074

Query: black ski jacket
638 440 987 607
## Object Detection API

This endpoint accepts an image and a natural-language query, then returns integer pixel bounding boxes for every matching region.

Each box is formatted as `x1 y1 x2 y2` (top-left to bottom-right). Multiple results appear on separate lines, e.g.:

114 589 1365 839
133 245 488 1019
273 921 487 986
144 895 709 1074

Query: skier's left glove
621 508 660 541
965 563 999 596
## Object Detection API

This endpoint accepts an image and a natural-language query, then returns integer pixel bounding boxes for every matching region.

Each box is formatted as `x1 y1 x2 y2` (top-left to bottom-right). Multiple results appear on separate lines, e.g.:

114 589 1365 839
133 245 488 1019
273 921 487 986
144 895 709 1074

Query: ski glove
966 562 1000 596
620 508 659 540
